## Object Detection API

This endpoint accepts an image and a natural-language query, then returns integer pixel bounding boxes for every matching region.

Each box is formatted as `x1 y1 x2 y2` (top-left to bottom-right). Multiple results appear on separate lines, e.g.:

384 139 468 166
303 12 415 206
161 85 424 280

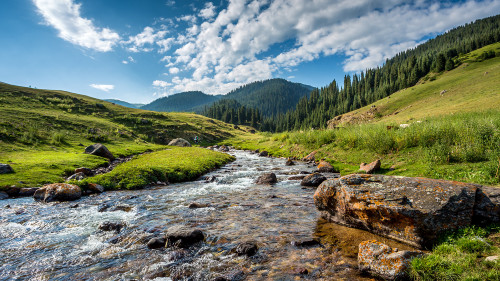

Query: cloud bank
90 84 114 92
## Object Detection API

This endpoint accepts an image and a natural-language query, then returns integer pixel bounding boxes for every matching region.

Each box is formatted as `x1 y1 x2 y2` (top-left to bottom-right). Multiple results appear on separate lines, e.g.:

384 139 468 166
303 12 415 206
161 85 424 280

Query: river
0 149 411 280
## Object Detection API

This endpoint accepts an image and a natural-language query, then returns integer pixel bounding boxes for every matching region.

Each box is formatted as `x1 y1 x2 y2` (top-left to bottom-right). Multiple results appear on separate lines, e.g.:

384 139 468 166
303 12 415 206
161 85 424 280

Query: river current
0 149 411 280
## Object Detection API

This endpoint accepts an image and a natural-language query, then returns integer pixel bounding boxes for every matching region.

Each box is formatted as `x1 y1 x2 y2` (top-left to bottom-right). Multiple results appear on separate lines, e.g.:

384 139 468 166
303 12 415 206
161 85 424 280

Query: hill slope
327 43 500 127
141 91 221 112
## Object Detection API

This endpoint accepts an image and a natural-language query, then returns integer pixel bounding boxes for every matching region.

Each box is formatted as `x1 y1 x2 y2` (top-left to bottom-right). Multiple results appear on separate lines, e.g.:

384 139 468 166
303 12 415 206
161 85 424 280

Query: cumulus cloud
33 0 120 52
152 80 172 88
90 84 114 92
125 26 168 52
199 2 216 19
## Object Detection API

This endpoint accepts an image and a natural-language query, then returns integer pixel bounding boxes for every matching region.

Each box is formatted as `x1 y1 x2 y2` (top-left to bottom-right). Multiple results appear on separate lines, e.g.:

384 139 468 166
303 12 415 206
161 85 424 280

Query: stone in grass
84 143 115 160
358 240 424 281
359 159 381 174
255 173 277 185
168 138 191 147
165 225 205 248
67 172 85 182
0 163 14 174
317 160 336 173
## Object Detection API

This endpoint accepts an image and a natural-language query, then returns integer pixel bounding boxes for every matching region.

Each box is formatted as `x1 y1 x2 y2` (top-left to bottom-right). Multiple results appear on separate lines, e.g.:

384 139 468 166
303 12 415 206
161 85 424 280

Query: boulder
234 241 258 257
75 167 92 176
302 151 317 162
0 163 14 174
67 172 85 181
0 191 8 200
358 240 423 280
291 239 321 247
188 202 209 209
168 138 191 147
360 159 381 174
259 151 269 157
33 183 82 203
288 175 306 181
87 183 105 194
165 225 205 248
84 143 115 160
285 159 295 166
317 160 336 173
147 237 167 249
256 173 277 185
300 173 327 187
314 174 500 248
18 187 38 197
220 145 229 152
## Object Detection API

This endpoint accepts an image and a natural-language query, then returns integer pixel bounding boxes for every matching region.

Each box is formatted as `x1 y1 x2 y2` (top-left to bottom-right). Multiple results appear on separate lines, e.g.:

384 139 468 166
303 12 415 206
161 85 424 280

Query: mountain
141 91 221 112
104 99 144 109
222 78 313 117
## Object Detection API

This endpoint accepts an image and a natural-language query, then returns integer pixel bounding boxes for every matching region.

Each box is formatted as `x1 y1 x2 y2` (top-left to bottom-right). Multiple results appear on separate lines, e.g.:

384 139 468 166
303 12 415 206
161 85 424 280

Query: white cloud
152 80 172 88
199 2 216 19
165 0 175 7
160 0 500 95
125 26 168 52
169 67 180 74
33 0 120 52
90 84 114 92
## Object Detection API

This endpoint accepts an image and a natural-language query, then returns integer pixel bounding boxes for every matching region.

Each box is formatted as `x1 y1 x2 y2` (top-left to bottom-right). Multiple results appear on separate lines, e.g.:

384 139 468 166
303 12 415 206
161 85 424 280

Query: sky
1 0 499 104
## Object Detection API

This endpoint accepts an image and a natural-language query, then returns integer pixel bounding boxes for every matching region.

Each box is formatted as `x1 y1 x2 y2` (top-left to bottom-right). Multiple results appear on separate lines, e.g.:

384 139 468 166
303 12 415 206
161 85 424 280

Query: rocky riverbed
0 149 416 280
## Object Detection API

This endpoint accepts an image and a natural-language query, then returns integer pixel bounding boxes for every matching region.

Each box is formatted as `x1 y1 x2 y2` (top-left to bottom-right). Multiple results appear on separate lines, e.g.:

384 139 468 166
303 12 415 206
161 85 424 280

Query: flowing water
0 149 413 281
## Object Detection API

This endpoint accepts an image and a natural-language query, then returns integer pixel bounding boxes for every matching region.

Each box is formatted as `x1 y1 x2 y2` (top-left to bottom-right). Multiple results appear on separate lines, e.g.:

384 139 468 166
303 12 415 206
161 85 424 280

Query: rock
233 125 240 129
147 237 166 249
285 159 295 166
317 160 336 173
288 175 306 180
314 174 490 248
303 151 317 162
18 187 38 197
259 150 269 157
220 145 229 152
358 240 423 280
67 172 85 181
188 202 209 209
75 167 92 176
485 256 499 262
0 163 14 174
4 187 19 197
249 129 256 134
69 204 79 208
84 143 115 160
203 175 217 183
256 173 277 185
33 183 82 203
0 191 8 200
291 239 321 247
98 203 111 212
168 138 191 147
98 221 125 233
472 186 500 226
300 173 327 187
87 183 105 194
234 241 258 257
165 225 205 248
292 268 309 275
360 159 381 174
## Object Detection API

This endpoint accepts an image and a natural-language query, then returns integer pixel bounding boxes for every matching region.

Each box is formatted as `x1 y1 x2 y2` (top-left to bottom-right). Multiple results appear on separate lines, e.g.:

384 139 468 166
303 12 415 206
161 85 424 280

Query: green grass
0 82 251 189
409 225 500 281
77 147 235 190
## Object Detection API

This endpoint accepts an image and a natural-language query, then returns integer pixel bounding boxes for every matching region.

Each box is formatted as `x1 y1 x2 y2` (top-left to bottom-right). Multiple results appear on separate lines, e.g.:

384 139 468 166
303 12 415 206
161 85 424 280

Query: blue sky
1 0 499 104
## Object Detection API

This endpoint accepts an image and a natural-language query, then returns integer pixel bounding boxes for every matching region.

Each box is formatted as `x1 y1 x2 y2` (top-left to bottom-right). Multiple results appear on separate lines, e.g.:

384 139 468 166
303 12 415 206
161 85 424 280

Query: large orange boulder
33 183 82 203
314 174 500 248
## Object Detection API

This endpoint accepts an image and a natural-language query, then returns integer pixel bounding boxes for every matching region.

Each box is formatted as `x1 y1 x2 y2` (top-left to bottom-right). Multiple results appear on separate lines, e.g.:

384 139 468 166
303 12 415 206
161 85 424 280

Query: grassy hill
0 84 248 188
228 44 500 186
141 91 221 113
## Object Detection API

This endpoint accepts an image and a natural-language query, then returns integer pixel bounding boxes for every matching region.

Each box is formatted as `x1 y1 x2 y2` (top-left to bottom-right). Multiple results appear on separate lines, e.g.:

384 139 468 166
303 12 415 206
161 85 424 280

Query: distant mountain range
104 99 144 109
124 78 314 116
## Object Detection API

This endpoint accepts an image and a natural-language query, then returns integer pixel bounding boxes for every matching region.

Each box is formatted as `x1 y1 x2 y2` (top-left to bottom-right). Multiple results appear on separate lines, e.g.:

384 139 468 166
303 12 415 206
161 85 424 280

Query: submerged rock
147 237 166 249
234 241 258 257
84 143 115 160
33 183 82 203
300 173 326 187
314 174 500 248
188 202 209 209
256 173 277 185
0 163 14 174
285 159 295 166
168 138 191 147
0 191 8 200
358 240 423 280
99 221 125 233
165 225 205 248
291 239 321 247
359 159 381 174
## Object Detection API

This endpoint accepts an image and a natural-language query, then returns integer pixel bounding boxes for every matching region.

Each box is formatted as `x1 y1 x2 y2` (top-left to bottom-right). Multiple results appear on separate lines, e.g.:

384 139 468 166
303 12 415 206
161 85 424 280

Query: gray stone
84 143 115 160
0 191 8 200
67 172 85 181
165 225 205 248
0 164 13 174
300 173 326 187
168 138 191 147
256 173 277 185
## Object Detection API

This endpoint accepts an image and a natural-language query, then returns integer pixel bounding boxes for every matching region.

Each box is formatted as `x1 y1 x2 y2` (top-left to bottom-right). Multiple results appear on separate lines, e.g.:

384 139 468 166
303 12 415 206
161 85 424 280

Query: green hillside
0 83 247 188
229 44 500 186
141 91 221 112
